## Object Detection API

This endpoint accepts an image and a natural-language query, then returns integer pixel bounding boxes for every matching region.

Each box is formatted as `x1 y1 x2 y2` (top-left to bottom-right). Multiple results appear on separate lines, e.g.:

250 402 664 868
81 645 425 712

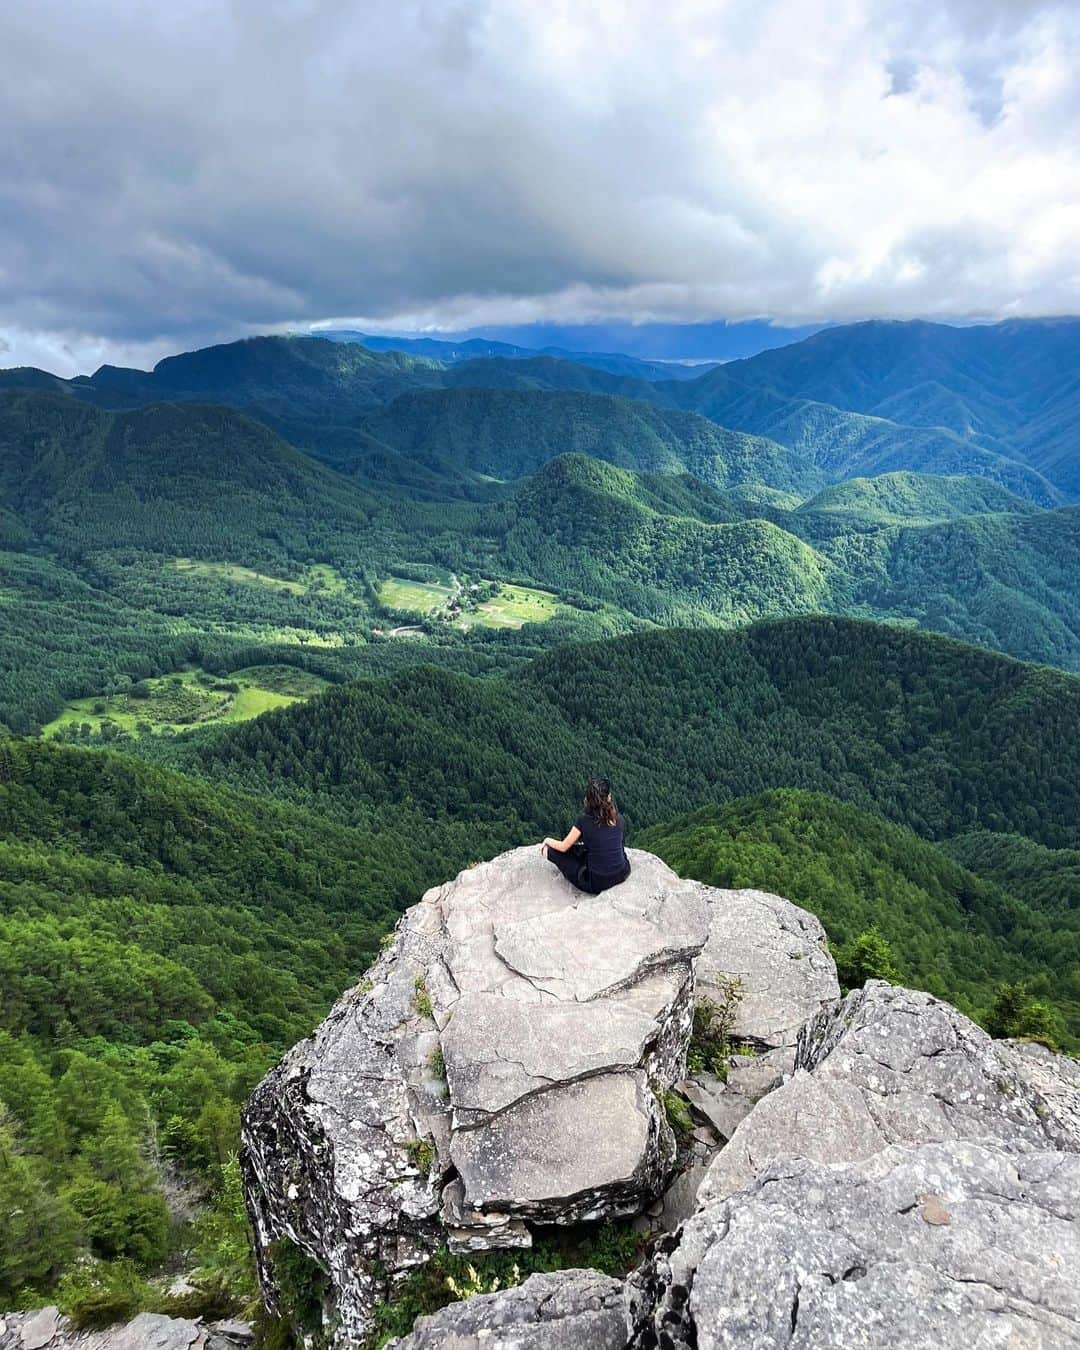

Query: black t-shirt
575 810 628 879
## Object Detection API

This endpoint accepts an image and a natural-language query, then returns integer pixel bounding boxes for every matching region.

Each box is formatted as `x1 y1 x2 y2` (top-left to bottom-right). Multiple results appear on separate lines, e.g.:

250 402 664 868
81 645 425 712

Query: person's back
541 776 631 895
575 806 627 881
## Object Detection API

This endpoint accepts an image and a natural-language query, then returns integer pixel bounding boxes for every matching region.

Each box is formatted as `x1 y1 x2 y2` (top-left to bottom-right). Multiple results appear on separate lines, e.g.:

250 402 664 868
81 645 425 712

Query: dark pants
546 842 631 895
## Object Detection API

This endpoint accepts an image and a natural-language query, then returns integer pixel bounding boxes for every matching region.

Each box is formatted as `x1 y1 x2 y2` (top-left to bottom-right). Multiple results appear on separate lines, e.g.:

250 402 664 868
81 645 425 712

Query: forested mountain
355 388 824 495
322 329 713 380
4 378 1080 739
172 618 1080 848
797 472 1036 524
718 318 1080 497
0 391 382 562
638 790 1078 1046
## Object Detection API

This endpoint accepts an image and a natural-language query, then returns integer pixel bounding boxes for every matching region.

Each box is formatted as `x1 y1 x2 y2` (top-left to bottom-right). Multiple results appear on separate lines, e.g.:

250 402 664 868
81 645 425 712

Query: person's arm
541 825 581 853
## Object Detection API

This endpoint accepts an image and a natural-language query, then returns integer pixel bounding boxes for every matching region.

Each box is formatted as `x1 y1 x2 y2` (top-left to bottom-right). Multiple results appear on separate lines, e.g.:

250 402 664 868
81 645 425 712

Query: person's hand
539 838 550 853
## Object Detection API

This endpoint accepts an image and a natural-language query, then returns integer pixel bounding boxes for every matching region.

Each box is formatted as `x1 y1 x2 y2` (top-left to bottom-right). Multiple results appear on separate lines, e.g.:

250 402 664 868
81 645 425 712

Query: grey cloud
1 0 1078 374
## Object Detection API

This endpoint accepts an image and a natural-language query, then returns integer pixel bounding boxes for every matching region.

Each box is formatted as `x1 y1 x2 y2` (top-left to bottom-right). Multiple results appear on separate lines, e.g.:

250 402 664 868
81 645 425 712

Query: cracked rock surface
0 1312 251 1350
241 846 713 1345
406 980 1080 1350
696 888 839 1048
386 1270 627 1349
699 979 1080 1205
627 1141 1080 1349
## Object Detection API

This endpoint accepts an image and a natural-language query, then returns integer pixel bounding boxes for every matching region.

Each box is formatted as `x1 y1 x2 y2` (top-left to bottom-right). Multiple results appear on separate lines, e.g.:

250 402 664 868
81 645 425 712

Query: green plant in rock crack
686 977 744 1082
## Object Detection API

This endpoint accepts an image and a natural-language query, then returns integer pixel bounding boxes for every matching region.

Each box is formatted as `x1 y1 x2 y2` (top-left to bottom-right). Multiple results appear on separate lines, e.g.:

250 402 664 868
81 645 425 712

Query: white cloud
1 0 1078 373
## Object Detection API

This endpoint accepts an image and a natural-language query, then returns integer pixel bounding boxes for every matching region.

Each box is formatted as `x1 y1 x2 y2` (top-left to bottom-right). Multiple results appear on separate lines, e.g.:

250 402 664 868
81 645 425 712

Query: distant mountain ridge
3 317 1073 505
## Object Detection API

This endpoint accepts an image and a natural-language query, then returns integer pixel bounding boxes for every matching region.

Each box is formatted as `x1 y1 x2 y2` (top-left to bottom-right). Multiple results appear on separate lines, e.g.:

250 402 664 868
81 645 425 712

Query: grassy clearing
173 558 357 599
379 576 454 613
174 557 307 593
457 584 559 630
42 665 329 740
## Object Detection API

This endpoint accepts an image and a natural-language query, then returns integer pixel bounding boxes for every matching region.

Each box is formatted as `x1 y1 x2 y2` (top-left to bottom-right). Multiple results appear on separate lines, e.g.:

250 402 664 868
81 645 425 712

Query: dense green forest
3 319 1080 1332
639 790 1078 1049
4 375 1080 741
168 618 1080 849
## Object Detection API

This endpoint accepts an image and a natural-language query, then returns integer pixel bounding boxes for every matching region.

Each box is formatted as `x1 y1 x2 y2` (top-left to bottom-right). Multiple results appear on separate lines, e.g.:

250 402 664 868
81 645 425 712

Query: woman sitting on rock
541 775 631 894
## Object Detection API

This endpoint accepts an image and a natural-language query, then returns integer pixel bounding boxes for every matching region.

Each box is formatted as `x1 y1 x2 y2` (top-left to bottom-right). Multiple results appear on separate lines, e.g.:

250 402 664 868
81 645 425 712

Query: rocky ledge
392 979 1080 1349
243 846 1080 1349
241 846 838 1344
0 1311 250 1350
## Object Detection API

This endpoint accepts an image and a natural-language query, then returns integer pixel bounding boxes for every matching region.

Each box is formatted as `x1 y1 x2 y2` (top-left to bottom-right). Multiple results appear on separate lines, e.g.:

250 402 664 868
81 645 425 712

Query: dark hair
584 776 617 827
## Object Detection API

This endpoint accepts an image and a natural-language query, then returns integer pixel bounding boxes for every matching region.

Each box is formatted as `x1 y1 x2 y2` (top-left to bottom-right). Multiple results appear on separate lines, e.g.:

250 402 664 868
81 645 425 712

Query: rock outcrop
370 977 1080 1349
241 847 840 1345
699 979 1080 1204
387 1270 626 1349
628 1141 1080 1349
241 846 1080 1350
0 1312 250 1350
242 849 702 1342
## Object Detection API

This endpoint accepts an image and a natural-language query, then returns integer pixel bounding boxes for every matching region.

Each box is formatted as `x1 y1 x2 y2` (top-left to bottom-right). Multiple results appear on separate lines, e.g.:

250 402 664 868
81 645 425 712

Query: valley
2 318 1080 1340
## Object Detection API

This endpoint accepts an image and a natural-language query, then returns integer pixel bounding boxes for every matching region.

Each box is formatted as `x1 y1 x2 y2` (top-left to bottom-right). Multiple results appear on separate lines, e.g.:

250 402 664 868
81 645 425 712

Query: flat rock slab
441 993 659 1117
451 1070 663 1217
628 1142 1080 1350
388 1270 627 1350
697 888 839 1047
0 1312 206 1350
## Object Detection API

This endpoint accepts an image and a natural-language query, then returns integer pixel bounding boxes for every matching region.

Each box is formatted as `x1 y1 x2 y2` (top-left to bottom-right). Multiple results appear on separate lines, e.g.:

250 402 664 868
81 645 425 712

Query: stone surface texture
699 979 1080 1205
0 1311 250 1350
241 847 720 1345
627 1141 1080 1349
240 844 1080 1350
696 887 839 1047
386 1270 626 1349
395 977 1080 1350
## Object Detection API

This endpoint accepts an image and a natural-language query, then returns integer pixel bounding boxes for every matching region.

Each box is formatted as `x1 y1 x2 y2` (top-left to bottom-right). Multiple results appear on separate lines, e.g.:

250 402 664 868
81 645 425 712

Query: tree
0 1104 79 1298
834 926 902 990
986 983 1060 1049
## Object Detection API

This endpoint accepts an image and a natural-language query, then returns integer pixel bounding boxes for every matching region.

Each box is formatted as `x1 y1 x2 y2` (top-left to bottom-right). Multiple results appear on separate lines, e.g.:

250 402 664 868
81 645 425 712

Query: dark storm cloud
1 0 1078 373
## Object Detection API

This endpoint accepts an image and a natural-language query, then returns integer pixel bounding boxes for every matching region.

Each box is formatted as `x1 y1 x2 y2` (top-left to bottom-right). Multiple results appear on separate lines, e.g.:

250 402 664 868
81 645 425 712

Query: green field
174 557 307 593
173 558 357 598
456 583 559 629
42 664 330 741
379 575 455 613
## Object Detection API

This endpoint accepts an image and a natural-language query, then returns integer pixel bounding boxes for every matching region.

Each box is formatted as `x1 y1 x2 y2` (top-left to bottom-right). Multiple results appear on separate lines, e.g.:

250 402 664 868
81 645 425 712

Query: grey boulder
241 846 711 1345
387 1270 626 1349
628 1141 1080 1349
700 979 1080 1205
696 888 838 1048
0 1312 207 1350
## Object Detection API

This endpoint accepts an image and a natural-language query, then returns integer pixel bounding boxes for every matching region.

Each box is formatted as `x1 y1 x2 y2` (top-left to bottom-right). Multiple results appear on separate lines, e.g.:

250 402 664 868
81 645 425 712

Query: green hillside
411 455 832 624
720 318 1080 498
797 471 1036 524
358 388 824 495
175 618 1080 848
0 738 433 1309
638 790 1078 1047
0 391 382 562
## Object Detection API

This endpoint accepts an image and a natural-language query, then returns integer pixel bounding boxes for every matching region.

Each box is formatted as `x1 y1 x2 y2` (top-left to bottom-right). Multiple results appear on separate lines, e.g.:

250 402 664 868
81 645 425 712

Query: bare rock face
627 1141 1080 1350
402 979 1080 1350
241 846 712 1345
0 1311 249 1350
386 1270 626 1349
696 888 839 1049
699 979 1080 1206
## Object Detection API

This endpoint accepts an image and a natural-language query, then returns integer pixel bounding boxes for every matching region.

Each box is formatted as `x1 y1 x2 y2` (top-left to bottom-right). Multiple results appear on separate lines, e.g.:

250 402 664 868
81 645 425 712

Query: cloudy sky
2 0 1078 374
